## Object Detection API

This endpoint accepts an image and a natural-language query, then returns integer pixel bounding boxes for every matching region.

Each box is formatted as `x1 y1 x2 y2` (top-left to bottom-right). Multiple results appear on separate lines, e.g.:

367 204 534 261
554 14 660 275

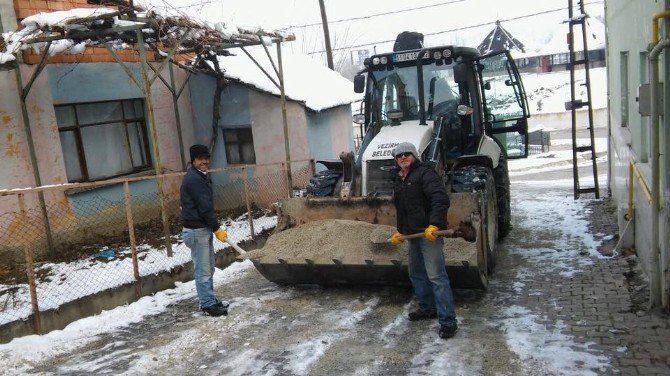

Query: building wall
606 0 670 307
187 74 351 168
0 61 194 231
306 105 355 165
250 89 312 164
0 0 17 33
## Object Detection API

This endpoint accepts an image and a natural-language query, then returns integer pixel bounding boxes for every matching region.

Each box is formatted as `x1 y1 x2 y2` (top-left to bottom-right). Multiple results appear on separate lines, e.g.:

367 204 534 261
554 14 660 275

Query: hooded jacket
392 161 449 234
180 166 219 232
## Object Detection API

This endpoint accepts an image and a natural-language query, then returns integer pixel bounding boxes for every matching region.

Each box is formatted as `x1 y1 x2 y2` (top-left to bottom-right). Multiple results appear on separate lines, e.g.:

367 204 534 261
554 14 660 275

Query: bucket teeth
365 259 374 266
278 258 287 264
391 259 403 267
462 260 470 267
305 259 315 266
332 259 343 265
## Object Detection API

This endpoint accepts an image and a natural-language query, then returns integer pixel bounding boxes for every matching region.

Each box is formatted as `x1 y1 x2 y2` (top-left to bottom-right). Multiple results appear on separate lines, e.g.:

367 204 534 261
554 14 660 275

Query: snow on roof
0 6 293 65
21 7 119 29
214 46 360 112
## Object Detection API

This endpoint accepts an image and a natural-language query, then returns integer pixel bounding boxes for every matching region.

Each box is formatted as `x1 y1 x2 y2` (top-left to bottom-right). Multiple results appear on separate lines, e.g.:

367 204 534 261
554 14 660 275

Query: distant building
476 19 606 73
351 49 370 66
478 20 527 55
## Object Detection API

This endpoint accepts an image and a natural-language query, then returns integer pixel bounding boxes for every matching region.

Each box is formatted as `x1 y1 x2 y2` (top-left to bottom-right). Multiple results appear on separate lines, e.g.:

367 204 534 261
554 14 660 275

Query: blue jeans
182 227 217 308
407 237 457 327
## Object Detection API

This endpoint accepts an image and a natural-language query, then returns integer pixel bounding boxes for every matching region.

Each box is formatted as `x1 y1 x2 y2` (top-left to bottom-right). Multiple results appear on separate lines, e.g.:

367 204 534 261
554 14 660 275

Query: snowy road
0 129 619 375
1 169 615 375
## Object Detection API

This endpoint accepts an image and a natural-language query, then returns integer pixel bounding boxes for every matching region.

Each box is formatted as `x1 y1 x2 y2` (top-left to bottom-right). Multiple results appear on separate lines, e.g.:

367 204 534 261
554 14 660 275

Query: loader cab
354 48 530 162
356 47 470 137
474 50 530 158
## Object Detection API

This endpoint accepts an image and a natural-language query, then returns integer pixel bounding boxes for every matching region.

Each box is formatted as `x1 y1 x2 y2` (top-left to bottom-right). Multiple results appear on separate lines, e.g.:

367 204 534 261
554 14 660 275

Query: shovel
371 229 456 244
224 239 247 256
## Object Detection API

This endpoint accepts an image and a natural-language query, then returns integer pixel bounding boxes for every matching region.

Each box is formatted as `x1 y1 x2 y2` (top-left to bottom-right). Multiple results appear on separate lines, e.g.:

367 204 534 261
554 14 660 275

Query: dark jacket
180 166 219 232
392 161 449 234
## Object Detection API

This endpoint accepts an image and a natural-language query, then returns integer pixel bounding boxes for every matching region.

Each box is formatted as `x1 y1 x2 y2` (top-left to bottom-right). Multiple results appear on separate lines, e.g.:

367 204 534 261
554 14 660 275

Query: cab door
476 50 530 158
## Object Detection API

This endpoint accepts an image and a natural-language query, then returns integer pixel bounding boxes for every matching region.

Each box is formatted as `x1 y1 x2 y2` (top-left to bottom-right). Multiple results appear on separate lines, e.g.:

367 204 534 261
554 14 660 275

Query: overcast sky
140 0 604 65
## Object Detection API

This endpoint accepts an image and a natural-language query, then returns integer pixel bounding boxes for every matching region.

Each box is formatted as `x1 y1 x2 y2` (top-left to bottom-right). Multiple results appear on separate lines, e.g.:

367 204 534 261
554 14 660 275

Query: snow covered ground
524 67 607 115
0 126 614 374
0 65 616 374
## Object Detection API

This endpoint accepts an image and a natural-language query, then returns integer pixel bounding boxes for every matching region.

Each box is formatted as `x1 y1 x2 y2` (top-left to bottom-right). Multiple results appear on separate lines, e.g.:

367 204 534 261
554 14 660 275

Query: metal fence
0 159 314 340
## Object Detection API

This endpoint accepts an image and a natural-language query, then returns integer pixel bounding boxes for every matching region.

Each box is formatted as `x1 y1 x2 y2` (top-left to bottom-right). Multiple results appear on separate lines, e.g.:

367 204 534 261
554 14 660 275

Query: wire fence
0 159 314 341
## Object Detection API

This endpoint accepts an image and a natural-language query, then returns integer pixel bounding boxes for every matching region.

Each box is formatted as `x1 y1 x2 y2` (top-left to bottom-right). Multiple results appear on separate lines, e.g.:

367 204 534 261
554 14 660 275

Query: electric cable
306 1 604 54
280 0 466 29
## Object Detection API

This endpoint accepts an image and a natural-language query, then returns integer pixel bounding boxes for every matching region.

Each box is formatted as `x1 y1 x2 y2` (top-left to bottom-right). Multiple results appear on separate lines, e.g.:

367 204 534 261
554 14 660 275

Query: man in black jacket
181 144 229 317
390 142 458 339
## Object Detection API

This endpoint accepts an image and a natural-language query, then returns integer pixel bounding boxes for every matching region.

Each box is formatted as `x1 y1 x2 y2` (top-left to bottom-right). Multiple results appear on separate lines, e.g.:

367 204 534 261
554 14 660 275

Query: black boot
438 323 458 339
407 309 437 321
202 302 228 317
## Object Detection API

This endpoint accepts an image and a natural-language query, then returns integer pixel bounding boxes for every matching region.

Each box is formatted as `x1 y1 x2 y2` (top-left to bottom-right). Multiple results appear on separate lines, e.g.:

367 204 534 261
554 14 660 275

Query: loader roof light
432 51 442 60
443 49 452 58
372 57 380 65
380 56 388 64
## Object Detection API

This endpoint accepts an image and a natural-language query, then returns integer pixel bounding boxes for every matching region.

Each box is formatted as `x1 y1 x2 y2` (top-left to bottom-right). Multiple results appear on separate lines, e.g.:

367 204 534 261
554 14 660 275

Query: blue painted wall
188 75 251 175
47 63 143 104
188 74 251 185
46 63 158 212
306 110 333 169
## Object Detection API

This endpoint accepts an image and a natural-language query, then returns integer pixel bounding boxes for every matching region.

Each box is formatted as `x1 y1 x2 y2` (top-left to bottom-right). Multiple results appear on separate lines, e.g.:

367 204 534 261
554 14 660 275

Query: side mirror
484 81 491 90
354 75 365 93
453 64 467 84
353 114 365 124
516 119 528 135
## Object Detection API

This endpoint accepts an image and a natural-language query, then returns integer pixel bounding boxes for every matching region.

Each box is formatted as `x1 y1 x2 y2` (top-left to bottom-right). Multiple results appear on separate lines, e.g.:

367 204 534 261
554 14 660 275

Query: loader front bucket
246 192 491 289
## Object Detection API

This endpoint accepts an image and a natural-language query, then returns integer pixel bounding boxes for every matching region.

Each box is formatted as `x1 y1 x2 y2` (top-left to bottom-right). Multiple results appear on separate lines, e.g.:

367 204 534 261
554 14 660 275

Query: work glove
214 229 228 242
390 232 404 246
424 225 439 241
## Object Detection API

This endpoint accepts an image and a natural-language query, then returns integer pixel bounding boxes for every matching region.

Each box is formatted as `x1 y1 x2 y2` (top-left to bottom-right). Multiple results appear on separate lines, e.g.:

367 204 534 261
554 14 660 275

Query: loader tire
306 170 342 196
493 153 511 239
452 165 498 281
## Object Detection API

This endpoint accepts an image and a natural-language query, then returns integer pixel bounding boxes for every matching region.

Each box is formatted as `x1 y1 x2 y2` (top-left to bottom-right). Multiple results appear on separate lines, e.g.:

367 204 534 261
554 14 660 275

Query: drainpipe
648 11 670 308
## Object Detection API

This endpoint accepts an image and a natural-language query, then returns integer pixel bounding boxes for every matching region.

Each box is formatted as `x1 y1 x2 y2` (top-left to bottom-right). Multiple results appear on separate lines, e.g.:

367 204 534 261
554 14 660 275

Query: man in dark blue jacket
390 142 458 339
181 144 229 317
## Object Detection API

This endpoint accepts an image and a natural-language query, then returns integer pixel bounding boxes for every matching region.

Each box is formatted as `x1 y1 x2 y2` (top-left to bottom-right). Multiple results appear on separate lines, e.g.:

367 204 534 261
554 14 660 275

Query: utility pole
318 0 334 70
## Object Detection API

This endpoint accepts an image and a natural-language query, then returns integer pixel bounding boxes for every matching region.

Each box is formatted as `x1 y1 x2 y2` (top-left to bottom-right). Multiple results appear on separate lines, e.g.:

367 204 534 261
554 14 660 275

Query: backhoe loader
246 32 530 289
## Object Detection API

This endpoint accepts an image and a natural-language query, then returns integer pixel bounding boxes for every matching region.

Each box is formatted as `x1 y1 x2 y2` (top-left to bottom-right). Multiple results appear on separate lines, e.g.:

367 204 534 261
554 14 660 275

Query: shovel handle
399 229 454 241
225 239 247 256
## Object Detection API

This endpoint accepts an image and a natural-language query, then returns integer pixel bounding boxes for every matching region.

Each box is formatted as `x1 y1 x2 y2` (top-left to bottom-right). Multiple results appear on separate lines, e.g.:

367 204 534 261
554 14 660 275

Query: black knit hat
189 144 210 162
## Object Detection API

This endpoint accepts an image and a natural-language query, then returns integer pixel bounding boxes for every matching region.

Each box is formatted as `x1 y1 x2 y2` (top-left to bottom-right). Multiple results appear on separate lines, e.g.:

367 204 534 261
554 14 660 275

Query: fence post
242 168 255 240
123 181 142 298
18 193 41 335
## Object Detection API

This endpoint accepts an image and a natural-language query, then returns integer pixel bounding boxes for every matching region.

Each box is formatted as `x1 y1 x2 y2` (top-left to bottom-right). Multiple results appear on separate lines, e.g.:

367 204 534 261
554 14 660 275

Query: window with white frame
55 99 152 182
223 128 256 164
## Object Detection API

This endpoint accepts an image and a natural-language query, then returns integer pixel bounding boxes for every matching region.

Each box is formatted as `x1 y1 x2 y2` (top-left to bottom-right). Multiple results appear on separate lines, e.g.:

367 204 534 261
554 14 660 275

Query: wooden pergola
1 2 297 257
